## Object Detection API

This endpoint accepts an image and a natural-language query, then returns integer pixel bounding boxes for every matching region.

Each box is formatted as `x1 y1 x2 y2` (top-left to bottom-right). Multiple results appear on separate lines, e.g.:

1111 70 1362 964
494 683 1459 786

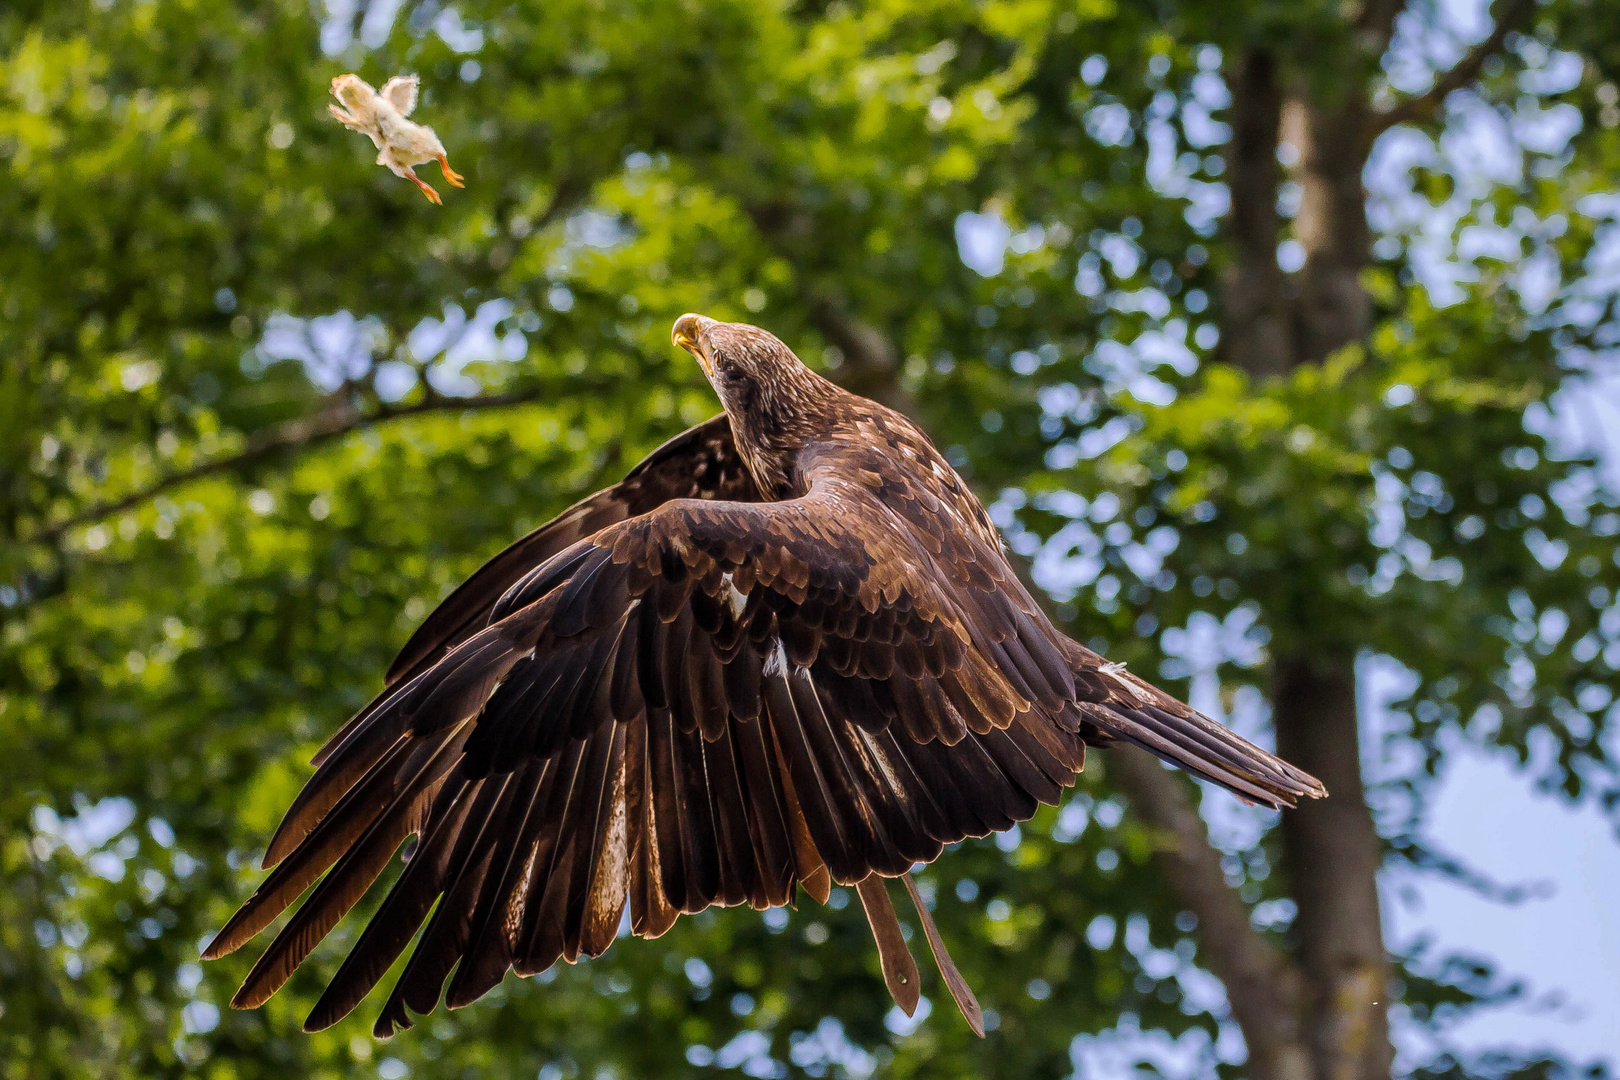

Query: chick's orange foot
406 171 442 204
437 154 466 188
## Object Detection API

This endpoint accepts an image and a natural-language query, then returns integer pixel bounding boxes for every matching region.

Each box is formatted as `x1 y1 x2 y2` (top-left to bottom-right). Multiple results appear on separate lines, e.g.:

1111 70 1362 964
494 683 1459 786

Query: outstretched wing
386 416 755 691
205 435 1093 1035
380 74 419 116
258 416 755 870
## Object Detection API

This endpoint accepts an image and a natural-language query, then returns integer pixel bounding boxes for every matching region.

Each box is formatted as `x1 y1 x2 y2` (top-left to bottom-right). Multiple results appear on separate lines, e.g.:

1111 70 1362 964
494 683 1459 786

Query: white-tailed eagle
205 315 1324 1038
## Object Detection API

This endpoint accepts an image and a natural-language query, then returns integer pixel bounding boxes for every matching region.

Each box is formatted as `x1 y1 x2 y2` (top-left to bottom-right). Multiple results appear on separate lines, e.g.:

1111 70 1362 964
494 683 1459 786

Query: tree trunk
1295 102 1375 368
1220 37 1396 1080
1107 750 1313 1080
1267 86 1393 1080
1220 49 1296 379
1273 657 1394 1080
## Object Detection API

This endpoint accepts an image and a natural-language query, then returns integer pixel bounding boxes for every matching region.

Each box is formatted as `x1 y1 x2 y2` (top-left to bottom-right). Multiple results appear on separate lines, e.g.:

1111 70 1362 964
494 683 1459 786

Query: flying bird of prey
205 315 1324 1038
328 73 465 205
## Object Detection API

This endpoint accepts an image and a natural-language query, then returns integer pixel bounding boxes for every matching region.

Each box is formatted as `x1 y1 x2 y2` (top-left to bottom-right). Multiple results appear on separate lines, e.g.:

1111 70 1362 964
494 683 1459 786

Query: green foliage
3 1 1617 1078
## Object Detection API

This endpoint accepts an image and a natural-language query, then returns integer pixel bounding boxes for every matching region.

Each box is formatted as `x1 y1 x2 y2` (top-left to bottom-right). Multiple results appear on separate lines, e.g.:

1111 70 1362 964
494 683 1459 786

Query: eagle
204 314 1324 1038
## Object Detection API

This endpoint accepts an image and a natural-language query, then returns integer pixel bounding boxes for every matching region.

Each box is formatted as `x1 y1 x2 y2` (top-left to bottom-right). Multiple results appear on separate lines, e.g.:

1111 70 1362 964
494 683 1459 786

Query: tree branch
1107 749 1312 1080
1371 0 1532 135
24 173 595 547
25 388 544 546
1354 0 1409 61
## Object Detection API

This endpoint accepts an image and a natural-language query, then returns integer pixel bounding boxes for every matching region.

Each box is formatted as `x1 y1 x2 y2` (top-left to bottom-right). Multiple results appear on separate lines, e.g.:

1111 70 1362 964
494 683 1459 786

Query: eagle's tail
1060 637 1327 809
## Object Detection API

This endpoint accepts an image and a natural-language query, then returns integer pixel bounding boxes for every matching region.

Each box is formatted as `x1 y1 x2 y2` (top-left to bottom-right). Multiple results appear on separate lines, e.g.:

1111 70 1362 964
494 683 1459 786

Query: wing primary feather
437 757 555 1009
729 713 796 907
866 724 954 849
304 774 479 1032
578 721 633 956
671 715 722 909
789 667 911 878
509 736 591 972
210 734 428 960
760 652 855 882
516 722 621 973
976 720 1065 808
231 734 463 1009
646 706 691 914
627 718 682 937
295 615 542 839
763 710 832 904
698 722 757 907
568 722 633 958
371 775 513 1034
554 723 627 962
263 703 417 868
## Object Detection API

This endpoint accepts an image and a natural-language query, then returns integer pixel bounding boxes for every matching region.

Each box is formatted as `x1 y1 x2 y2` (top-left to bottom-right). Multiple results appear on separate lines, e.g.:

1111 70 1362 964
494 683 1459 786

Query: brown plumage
204 314 1325 1038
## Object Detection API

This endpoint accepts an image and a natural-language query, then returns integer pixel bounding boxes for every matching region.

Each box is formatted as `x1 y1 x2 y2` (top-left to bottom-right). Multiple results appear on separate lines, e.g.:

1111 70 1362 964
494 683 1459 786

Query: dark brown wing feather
384 415 756 688
208 410 1321 1038
261 417 757 868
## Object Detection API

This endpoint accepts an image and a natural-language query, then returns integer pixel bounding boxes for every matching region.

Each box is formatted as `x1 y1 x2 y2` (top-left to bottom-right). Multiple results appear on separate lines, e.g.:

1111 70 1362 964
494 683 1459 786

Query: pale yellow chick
329 73 465 205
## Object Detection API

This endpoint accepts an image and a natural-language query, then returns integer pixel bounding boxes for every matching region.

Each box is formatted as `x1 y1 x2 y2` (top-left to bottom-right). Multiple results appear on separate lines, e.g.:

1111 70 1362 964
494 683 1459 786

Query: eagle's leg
902 873 984 1036
855 875 920 1018
404 168 442 205
436 153 465 188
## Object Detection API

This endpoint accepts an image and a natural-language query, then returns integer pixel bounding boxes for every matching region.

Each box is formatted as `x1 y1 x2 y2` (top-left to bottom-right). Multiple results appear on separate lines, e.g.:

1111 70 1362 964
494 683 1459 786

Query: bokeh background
3 1 1618 1078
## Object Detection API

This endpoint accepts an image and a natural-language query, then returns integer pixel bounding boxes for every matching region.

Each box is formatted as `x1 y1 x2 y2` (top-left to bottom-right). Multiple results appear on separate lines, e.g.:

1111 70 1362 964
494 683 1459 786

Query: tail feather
1060 638 1326 809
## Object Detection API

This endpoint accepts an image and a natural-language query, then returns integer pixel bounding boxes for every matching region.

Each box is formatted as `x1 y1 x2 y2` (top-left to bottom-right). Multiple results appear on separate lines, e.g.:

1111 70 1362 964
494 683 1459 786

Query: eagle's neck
726 364 846 500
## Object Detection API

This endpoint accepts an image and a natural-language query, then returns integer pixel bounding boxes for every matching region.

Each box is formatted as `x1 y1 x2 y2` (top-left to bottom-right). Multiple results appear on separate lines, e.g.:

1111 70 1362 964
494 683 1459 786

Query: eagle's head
672 314 842 495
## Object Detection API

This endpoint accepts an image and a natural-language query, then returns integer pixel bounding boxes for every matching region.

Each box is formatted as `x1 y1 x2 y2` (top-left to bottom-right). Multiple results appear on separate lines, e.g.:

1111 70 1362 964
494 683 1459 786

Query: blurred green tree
3 1 1617 1078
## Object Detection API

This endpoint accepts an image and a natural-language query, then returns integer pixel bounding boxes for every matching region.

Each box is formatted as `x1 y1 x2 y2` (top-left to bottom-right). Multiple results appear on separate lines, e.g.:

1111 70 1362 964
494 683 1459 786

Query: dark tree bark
1275 657 1394 1080
1215 56 1398 1077
1295 98 1376 369
1184 5 1423 1073
1220 49 1296 380
1269 41 1396 1080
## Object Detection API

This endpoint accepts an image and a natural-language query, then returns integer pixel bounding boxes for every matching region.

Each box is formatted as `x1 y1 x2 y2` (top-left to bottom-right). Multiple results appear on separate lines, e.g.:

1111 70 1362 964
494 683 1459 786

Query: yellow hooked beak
672 313 716 376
